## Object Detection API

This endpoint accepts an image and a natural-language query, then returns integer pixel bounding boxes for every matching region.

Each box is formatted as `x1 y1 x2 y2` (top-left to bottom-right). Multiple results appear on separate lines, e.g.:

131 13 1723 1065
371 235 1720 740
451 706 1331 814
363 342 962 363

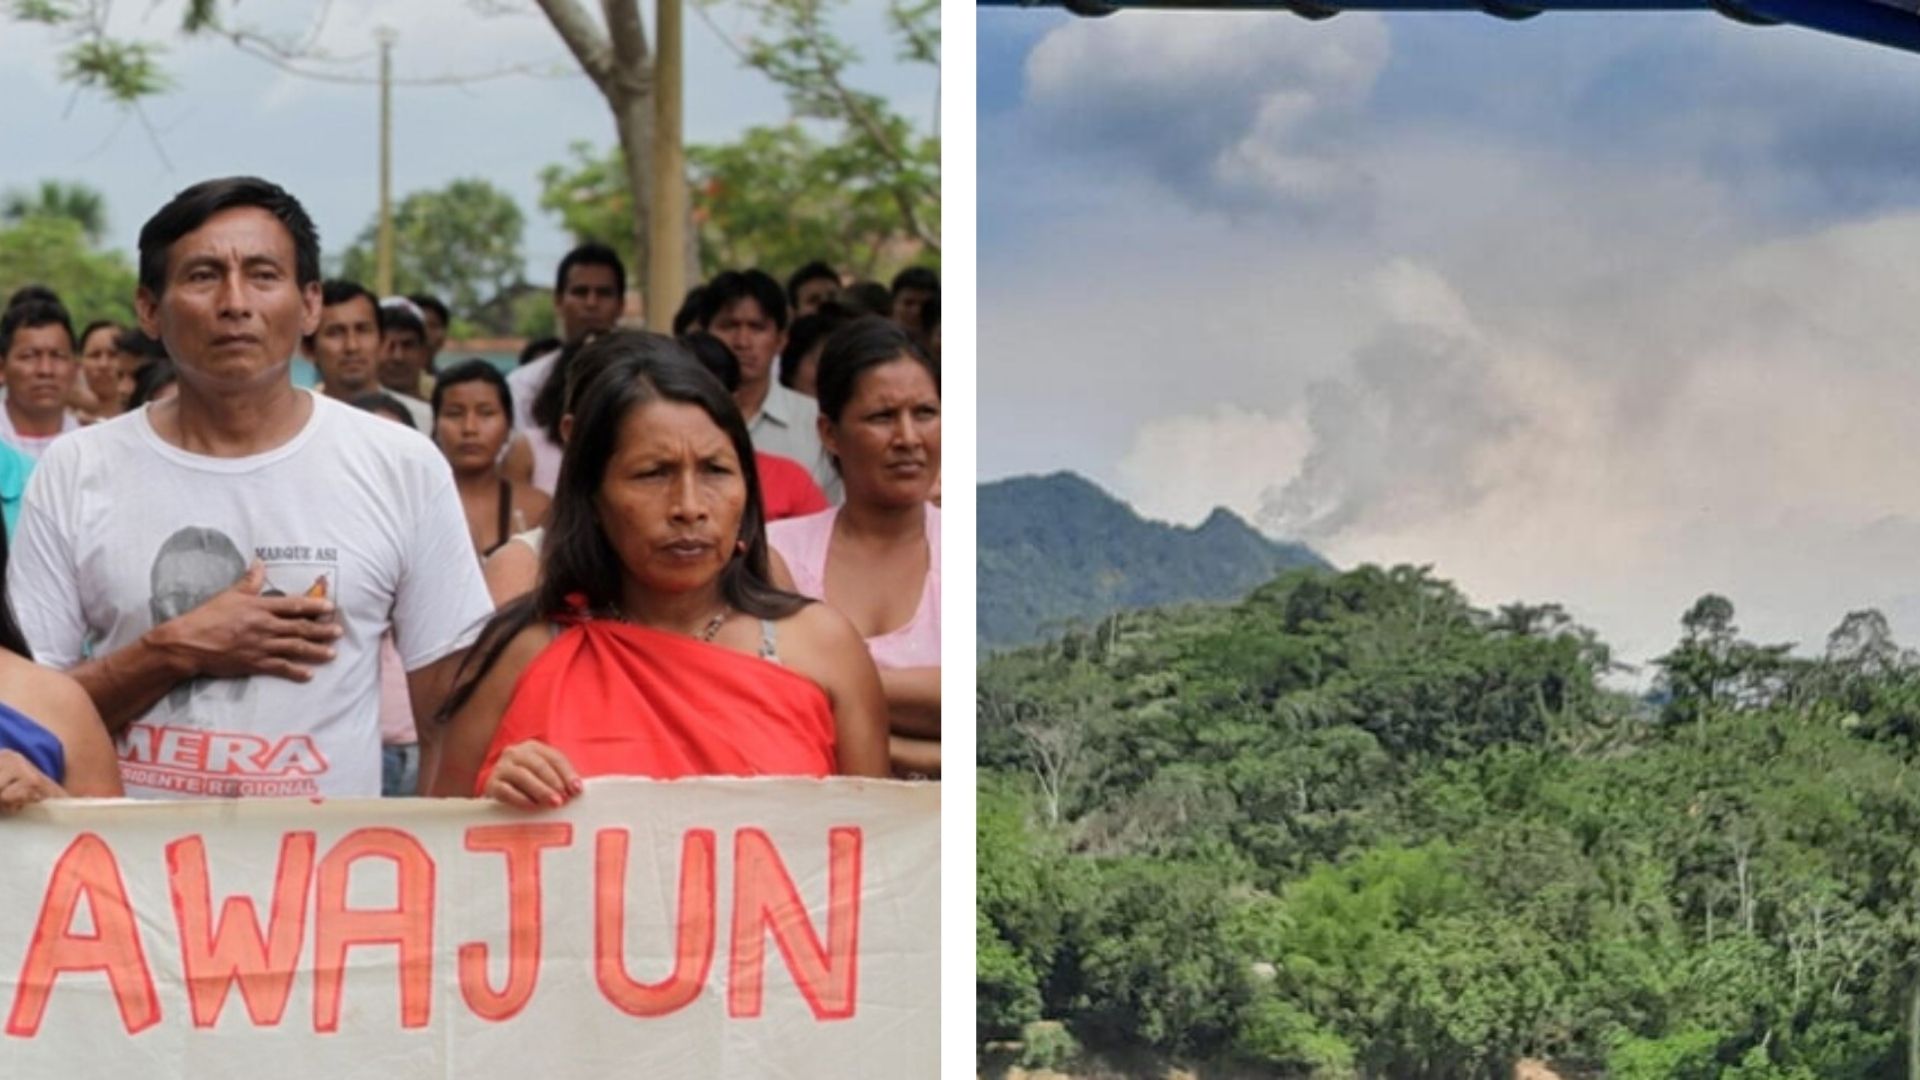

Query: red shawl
473 618 836 794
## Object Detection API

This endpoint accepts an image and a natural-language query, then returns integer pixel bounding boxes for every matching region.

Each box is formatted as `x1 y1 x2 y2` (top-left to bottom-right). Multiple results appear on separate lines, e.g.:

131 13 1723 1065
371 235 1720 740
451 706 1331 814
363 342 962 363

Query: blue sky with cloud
980 7 1920 666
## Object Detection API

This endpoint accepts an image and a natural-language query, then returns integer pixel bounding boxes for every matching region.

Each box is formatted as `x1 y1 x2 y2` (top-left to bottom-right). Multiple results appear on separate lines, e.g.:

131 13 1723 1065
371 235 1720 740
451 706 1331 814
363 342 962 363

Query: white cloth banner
0 777 940 1078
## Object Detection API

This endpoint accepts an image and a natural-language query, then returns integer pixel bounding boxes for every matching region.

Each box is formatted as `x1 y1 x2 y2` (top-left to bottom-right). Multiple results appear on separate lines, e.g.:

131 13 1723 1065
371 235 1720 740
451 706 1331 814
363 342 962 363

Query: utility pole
649 0 686 325
374 26 397 297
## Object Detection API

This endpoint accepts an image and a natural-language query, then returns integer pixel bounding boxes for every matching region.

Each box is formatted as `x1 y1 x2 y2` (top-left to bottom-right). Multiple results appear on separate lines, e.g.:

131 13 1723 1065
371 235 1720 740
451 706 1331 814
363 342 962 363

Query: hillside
978 472 1329 648
979 567 1920 1078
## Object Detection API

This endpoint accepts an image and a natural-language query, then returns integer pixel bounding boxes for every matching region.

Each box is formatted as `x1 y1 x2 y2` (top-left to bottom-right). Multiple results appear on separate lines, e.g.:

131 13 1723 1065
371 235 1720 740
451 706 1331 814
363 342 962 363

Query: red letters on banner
728 826 863 1020
7 833 161 1037
312 827 436 1032
595 828 717 1016
6 821 868 1036
167 831 315 1027
459 823 572 1021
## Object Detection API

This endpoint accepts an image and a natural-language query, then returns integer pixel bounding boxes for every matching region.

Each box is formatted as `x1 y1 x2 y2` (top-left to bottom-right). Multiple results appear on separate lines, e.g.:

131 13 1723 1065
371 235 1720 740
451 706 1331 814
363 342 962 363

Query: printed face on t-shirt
137 206 322 388
148 526 250 712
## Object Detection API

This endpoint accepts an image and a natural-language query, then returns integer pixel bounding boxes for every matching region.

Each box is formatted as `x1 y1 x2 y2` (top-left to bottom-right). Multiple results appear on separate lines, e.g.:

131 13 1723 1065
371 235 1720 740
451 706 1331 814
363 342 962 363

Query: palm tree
1 181 108 245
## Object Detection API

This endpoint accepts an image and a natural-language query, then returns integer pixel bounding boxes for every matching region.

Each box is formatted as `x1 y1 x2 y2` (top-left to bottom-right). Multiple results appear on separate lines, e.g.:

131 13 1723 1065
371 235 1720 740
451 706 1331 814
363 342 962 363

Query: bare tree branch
219 34 573 87
533 0 616 93
598 0 650 93
889 183 939 253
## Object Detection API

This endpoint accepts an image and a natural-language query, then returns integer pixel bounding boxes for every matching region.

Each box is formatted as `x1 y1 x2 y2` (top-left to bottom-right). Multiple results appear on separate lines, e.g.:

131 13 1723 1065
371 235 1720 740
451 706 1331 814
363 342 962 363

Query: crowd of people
0 175 941 811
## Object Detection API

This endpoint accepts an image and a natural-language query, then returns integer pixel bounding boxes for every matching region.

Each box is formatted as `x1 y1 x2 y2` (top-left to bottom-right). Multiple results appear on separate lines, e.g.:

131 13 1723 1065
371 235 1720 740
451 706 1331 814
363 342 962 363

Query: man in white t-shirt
376 297 435 430
9 176 494 799
0 298 82 461
506 242 627 493
703 269 840 504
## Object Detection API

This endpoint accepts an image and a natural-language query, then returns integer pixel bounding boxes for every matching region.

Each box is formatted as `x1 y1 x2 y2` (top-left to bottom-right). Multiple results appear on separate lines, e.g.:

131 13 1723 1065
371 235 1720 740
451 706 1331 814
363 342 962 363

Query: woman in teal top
0 438 30 539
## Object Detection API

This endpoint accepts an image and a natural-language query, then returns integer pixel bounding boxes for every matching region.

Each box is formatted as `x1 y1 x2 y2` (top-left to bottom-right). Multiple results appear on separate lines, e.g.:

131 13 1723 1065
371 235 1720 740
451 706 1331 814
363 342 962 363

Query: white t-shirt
748 381 841 505
389 391 433 435
505 350 564 494
0 405 80 462
9 392 495 799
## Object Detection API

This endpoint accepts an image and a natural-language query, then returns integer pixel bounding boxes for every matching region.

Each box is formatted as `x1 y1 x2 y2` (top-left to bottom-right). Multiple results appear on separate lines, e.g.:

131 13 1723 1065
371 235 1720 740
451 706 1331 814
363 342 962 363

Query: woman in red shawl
429 332 890 806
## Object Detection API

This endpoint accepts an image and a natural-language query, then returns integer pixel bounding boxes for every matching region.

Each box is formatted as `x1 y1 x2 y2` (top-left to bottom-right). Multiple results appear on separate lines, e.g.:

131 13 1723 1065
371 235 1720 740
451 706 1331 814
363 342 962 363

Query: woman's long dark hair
0 520 32 659
814 314 939 424
530 337 591 446
439 331 808 722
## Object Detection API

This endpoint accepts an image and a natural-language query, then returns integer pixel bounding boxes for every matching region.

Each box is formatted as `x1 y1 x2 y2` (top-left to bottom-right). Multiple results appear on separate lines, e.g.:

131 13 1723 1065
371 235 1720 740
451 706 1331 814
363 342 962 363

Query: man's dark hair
408 293 449 327
781 303 853 389
921 293 939 335
0 299 75 357
117 328 169 363
672 284 707 337
836 281 892 318
439 331 807 724
785 261 839 305
816 315 938 427
698 269 789 332
889 266 939 297
553 242 627 299
432 359 515 424
138 176 321 297
519 336 560 365
682 332 741 393
129 357 178 409
5 285 61 311
382 302 426 342
350 391 419 431
301 279 385 350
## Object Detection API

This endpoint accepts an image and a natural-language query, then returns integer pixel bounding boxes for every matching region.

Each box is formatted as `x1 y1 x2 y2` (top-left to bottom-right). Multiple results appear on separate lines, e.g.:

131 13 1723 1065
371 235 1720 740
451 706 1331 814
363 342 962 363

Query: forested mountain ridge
978 472 1329 649
978 567 1920 1079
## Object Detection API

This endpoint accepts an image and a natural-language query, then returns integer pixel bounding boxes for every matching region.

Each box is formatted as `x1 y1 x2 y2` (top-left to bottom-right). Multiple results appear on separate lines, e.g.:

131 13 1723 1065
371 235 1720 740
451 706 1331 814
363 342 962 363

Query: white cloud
1117 406 1312 527
1252 213 1920 662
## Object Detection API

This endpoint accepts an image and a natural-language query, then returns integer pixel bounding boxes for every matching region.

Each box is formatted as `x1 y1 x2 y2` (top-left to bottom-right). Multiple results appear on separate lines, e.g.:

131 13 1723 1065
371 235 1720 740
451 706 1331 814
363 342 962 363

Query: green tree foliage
541 0 939 279
0 214 137 324
537 142 636 272
689 124 915 276
541 122 923 280
2 179 109 245
4 0 210 104
718 0 939 255
338 179 526 320
979 564 1920 1077
1070 858 1253 1051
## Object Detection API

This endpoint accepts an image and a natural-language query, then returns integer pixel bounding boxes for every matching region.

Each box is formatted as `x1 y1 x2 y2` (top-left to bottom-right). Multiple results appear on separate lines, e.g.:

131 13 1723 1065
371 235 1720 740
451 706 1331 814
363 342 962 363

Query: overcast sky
0 0 936 282
981 8 1920 668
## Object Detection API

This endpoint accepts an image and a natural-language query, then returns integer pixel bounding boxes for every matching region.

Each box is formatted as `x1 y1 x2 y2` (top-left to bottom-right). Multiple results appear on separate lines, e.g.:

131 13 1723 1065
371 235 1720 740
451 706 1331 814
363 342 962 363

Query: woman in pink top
769 316 940 777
